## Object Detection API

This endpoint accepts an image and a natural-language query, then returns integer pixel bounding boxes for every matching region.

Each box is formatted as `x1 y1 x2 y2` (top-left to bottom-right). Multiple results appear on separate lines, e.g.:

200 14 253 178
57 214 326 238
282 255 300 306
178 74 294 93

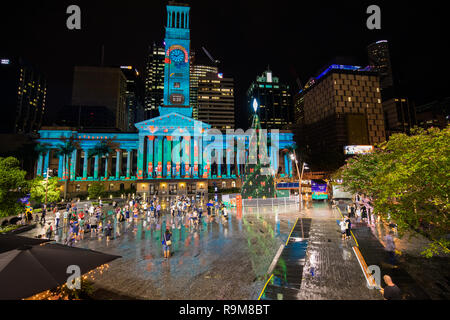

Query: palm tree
88 141 113 181
34 143 52 177
56 138 77 201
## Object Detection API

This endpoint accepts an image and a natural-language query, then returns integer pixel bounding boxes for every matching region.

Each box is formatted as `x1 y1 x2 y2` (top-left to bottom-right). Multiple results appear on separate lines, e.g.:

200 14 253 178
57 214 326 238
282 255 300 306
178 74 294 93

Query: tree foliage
336 126 450 257
88 182 105 199
30 176 61 204
0 157 29 217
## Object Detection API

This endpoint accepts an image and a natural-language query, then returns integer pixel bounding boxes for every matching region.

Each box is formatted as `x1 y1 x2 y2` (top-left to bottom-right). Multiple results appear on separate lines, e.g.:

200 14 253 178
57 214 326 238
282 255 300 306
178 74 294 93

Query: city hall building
34 2 296 199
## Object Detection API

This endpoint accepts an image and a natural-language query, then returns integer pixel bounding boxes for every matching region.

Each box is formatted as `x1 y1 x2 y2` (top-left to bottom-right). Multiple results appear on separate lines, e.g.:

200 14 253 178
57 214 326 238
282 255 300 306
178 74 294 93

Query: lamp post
44 168 53 209
290 151 305 211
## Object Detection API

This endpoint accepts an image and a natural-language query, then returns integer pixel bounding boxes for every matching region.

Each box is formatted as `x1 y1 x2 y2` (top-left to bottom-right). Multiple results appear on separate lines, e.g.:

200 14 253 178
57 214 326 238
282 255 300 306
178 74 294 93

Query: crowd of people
33 195 230 259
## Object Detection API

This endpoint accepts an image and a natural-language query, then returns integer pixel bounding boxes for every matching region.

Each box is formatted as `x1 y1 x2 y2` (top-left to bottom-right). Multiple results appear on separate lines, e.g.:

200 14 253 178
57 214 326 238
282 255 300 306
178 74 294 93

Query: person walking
105 220 113 242
362 206 368 223
385 231 397 266
355 206 361 222
162 227 172 259
345 215 352 240
40 206 46 224
55 210 61 230
380 275 402 300
340 218 348 240
89 214 98 235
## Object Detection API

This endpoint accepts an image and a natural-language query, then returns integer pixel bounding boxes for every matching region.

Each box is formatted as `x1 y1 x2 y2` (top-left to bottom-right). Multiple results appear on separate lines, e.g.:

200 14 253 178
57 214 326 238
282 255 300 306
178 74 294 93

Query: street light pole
44 168 52 209
291 151 303 211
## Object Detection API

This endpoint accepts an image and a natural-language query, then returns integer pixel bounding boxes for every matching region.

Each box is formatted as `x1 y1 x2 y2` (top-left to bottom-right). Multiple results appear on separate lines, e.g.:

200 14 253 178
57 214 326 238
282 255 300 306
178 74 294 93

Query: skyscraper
197 71 235 130
367 40 394 91
120 65 145 131
0 57 47 134
190 64 218 119
296 64 385 162
247 67 292 130
71 66 128 131
144 42 165 119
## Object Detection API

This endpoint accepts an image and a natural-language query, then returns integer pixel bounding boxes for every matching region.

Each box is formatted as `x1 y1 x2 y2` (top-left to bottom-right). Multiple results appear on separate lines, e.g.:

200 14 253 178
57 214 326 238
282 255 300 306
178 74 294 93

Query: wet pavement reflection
53 205 299 300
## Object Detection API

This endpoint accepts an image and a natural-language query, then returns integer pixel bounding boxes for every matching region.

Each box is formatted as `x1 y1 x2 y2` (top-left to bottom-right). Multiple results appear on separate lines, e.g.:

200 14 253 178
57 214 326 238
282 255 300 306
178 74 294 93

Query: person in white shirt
63 210 68 226
340 219 348 240
55 211 61 229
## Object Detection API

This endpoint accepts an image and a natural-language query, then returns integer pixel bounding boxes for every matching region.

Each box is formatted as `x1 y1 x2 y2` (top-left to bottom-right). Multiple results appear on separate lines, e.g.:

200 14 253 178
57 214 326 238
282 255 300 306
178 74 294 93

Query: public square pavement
47 205 299 300
262 202 382 300
20 200 447 300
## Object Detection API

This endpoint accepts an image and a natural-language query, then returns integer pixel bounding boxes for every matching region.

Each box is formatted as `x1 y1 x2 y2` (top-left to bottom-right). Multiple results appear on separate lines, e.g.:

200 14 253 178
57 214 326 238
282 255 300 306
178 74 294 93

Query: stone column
165 136 172 178
174 137 181 178
156 137 163 178
147 136 154 179
226 147 231 178
104 154 109 180
43 151 50 178
137 135 145 180
183 136 190 178
36 153 43 177
83 149 88 180
71 149 77 180
193 136 199 178
284 154 289 177
126 149 131 179
94 155 99 180
115 149 121 179
58 154 64 179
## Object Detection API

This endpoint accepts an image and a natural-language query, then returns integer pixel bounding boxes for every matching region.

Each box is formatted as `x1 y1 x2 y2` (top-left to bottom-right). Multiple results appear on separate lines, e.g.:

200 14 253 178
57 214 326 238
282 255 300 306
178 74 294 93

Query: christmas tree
241 100 275 199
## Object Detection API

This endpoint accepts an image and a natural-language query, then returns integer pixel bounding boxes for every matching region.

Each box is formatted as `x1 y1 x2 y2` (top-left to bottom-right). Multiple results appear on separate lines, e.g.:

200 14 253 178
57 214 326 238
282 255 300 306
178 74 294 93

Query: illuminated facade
296 64 385 158
34 2 296 198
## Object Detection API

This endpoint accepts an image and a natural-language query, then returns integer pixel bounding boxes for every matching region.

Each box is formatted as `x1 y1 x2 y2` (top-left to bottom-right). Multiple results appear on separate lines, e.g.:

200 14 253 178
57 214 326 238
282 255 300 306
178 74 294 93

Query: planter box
6 224 37 235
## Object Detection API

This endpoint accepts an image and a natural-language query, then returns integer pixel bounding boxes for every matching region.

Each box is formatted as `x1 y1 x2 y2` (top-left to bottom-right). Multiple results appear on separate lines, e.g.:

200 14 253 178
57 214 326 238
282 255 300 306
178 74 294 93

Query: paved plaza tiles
24 202 388 300
57 206 299 300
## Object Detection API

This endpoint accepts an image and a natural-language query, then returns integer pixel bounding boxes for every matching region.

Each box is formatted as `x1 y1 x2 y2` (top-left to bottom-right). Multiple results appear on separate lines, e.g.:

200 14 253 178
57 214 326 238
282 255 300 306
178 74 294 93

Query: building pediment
135 112 211 136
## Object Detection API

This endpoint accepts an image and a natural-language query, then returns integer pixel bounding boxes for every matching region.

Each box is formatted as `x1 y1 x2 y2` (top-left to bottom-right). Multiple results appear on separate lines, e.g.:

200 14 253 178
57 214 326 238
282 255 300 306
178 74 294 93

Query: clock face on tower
170 49 185 64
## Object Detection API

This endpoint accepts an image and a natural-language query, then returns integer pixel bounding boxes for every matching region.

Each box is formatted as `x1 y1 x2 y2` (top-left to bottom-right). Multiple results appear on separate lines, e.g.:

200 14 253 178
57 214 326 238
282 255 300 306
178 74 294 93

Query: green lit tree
241 108 275 199
0 157 29 218
30 176 61 204
336 126 450 257
88 182 105 200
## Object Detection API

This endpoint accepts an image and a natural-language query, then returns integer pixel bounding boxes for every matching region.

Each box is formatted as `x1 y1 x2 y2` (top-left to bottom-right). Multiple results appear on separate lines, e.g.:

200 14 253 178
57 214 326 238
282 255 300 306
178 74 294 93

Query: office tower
0 57 47 134
190 64 218 119
415 97 450 129
197 72 235 130
120 66 145 131
367 40 394 91
296 64 385 156
247 67 293 130
71 66 128 131
144 42 165 119
382 97 416 138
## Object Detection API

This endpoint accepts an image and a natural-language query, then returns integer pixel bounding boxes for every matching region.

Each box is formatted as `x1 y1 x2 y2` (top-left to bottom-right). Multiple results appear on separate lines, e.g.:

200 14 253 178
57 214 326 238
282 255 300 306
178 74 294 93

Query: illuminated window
348 97 352 102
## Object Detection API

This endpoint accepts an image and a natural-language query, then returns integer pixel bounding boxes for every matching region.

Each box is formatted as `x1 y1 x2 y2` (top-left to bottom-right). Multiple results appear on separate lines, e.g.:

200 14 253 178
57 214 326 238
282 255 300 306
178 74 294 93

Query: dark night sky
1 0 449 129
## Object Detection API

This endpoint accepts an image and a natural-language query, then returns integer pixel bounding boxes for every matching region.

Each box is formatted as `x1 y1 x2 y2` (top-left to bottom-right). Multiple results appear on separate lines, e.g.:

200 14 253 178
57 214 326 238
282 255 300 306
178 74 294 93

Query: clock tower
160 2 192 118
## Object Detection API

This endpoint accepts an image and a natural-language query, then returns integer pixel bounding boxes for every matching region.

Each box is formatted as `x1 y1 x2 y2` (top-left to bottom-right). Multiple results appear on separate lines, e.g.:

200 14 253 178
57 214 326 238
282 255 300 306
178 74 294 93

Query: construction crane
202 47 220 65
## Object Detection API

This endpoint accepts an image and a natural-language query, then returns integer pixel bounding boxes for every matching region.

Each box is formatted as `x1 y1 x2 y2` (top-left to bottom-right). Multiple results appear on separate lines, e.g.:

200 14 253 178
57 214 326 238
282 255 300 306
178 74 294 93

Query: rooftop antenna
202 47 220 66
